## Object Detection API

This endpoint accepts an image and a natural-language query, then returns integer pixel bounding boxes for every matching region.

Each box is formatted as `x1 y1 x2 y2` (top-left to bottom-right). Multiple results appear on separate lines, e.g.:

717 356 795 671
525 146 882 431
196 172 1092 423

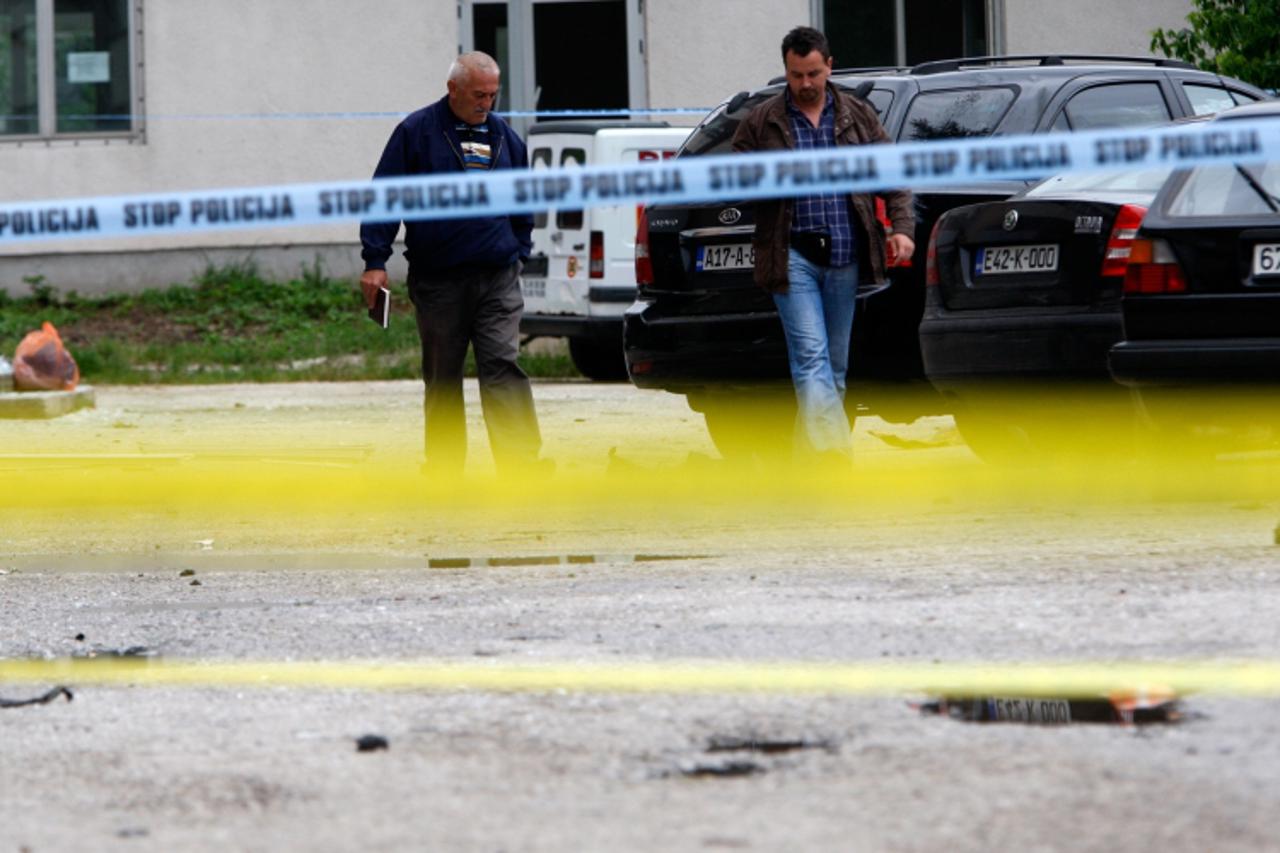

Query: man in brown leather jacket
732 26 914 462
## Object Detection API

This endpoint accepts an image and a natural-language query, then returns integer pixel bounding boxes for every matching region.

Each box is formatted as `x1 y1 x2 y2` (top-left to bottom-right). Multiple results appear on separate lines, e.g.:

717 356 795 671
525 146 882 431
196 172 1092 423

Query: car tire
952 385 1140 467
569 336 628 381
1133 387 1280 463
952 407 1038 466
690 389 798 465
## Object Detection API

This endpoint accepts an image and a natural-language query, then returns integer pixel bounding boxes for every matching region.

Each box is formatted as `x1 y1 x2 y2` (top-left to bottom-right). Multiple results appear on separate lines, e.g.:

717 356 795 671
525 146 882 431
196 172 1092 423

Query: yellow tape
5 658 1280 698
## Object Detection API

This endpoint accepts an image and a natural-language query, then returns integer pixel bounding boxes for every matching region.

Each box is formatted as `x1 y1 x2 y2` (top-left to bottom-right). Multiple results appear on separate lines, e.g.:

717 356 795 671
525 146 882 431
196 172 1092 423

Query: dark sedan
1108 100 1280 451
1110 101 1280 386
919 168 1172 460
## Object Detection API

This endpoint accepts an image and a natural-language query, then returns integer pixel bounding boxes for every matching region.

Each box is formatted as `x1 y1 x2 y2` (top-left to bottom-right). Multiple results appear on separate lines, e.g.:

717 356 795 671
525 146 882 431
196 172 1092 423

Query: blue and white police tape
0 107 712 123
1 119 1276 246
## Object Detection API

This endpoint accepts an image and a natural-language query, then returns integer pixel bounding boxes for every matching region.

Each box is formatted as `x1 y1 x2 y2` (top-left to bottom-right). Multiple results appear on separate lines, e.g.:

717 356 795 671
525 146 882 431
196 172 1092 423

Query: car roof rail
909 54 1197 75
766 65 908 85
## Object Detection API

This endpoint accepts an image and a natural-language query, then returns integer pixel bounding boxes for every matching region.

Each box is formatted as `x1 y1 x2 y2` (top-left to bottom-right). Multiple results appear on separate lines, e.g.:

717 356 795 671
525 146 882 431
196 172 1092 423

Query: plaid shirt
786 89 853 267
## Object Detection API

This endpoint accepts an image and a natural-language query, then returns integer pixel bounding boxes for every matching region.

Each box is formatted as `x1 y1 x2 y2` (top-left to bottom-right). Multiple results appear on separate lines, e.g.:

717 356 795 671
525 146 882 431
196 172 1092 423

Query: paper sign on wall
67 52 110 84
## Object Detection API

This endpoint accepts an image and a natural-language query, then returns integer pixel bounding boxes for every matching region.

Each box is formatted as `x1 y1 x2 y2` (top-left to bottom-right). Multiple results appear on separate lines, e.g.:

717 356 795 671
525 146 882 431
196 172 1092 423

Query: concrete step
0 386 96 419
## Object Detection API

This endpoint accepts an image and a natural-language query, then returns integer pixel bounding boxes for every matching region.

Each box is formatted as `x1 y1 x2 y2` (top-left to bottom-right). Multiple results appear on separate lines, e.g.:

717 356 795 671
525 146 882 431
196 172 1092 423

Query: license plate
1253 243 1280 277
520 277 546 299
975 244 1059 276
696 243 755 272
988 697 1072 725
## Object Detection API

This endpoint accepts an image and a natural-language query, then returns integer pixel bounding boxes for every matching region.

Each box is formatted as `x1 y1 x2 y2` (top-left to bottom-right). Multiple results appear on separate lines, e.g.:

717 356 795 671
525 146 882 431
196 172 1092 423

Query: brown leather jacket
731 84 914 294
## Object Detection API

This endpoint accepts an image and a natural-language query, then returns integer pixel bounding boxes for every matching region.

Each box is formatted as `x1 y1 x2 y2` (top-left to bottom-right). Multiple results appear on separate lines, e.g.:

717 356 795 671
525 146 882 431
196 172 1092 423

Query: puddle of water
678 759 766 779
919 692 1183 725
705 735 835 754
427 553 709 569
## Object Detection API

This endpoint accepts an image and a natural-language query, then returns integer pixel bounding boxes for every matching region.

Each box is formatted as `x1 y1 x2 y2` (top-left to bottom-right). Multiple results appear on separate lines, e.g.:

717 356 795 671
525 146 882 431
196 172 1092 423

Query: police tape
1 119 1276 245
1 107 710 122
4 657 1280 697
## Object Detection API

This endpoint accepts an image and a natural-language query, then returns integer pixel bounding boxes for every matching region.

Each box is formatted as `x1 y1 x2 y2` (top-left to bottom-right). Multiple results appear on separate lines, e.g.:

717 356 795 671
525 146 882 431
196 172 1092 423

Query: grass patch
0 262 577 384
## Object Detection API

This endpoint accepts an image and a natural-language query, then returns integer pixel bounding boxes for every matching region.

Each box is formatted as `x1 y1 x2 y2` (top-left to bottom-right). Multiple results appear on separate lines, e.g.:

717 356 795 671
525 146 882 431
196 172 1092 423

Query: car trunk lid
936 197 1136 312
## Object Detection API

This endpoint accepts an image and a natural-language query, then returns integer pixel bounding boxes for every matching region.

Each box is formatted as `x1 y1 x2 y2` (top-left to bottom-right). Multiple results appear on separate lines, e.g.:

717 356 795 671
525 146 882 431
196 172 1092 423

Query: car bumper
520 313 622 339
919 309 1122 389
1109 338 1280 386
623 300 789 391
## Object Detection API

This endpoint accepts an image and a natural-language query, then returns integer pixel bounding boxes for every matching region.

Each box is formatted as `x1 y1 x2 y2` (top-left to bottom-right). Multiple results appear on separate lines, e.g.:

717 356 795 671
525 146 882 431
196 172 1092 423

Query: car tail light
1100 204 1148 278
877 198 912 269
924 219 943 287
590 230 604 279
635 206 653 287
1123 238 1187 294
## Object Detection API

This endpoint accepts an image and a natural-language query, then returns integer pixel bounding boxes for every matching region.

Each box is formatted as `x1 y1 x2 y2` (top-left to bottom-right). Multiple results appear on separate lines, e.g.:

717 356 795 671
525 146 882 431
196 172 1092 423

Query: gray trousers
407 261 542 474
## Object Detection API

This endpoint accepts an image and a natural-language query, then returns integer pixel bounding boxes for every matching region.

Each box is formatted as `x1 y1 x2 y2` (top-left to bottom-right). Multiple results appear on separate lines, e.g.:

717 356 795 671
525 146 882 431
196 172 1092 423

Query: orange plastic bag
13 322 80 391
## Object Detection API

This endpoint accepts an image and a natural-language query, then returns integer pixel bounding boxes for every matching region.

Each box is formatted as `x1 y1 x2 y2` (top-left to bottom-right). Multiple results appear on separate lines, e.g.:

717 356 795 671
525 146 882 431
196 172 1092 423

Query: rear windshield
1024 168 1173 197
1167 163 1280 217
899 87 1015 141
679 86 894 157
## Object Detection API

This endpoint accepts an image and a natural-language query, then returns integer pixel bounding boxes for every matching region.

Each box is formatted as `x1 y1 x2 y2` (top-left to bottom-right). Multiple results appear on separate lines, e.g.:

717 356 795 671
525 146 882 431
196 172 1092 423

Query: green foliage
25 274 58 307
1151 0 1280 90
0 260 577 384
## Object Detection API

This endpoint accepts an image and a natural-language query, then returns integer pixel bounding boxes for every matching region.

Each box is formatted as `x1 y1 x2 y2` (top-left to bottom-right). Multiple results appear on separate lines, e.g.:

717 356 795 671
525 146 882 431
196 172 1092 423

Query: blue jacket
360 96 533 273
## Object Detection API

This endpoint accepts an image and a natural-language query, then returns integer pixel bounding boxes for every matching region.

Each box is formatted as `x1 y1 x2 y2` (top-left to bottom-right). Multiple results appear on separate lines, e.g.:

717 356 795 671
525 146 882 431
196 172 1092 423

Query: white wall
1003 0 1193 57
1 0 454 289
645 0 810 114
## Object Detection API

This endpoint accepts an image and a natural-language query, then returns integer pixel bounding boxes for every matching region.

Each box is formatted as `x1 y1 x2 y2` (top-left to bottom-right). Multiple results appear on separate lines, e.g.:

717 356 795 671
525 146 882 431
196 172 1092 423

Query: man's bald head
446 51 501 124
449 52 499 85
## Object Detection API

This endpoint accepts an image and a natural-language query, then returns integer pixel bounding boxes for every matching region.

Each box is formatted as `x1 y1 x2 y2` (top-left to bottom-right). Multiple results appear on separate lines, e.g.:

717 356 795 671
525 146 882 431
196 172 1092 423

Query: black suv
623 55 1268 447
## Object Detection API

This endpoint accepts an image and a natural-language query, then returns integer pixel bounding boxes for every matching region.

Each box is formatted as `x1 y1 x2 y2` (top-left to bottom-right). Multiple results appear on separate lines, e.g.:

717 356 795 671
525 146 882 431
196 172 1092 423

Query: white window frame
811 0 1005 66
3 0 144 145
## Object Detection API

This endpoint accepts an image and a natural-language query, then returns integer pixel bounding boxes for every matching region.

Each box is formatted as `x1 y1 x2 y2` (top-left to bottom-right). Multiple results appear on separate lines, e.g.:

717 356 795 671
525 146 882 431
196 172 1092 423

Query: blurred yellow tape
5 658 1280 697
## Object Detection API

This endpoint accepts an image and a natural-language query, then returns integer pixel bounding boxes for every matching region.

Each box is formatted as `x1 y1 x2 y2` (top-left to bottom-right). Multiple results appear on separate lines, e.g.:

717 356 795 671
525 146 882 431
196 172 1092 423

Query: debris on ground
1 686 74 708
13 322 79 391
356 734 389 752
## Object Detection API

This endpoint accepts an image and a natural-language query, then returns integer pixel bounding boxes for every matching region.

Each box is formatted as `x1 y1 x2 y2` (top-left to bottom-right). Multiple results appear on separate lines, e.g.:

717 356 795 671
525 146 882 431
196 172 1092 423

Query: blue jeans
772 248 857 456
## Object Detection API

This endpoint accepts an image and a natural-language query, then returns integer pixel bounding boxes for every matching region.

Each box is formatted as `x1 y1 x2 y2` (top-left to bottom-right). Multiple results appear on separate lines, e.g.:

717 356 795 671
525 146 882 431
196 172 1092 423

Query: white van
520 121 691 379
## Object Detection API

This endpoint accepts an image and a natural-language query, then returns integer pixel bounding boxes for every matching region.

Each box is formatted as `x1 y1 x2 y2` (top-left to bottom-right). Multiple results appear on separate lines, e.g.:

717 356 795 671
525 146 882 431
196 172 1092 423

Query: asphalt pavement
3 380 1280 851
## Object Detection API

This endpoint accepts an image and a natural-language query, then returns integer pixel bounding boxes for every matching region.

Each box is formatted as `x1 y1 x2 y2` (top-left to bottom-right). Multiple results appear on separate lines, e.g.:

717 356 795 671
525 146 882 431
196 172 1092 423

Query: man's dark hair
781 26 831 62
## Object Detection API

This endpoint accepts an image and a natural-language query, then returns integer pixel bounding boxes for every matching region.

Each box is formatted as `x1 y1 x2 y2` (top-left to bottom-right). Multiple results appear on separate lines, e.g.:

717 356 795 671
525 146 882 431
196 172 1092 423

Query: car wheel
568 336 628 381
690 389 798 465
1133 387 1280 463
952 407 1038 466
952 385 1140 467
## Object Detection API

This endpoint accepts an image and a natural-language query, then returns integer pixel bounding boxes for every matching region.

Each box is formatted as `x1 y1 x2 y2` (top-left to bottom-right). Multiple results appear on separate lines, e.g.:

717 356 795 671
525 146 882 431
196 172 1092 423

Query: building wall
1002 0 1192 56
645 0 810 113
3 0 1204 296
1 0 453 293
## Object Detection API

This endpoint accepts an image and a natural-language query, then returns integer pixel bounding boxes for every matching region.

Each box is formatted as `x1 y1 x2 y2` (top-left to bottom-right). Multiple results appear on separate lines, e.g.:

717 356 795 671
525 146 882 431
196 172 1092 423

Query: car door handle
572 243 585 251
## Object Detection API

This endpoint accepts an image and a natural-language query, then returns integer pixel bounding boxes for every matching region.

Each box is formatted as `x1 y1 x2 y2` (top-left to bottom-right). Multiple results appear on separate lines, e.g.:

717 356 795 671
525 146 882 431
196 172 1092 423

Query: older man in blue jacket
360 52 543 477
